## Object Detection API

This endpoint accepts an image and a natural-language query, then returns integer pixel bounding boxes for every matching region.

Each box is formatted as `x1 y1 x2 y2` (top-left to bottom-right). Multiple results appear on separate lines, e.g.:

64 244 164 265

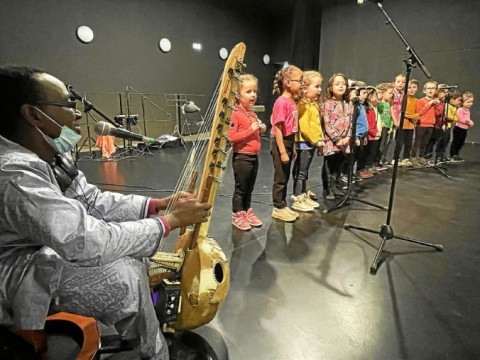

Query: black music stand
344 1 443 274
323 97 387 214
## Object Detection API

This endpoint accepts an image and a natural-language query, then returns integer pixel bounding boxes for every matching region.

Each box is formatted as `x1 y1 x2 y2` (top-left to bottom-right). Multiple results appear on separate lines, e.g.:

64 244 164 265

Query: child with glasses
270 65 303 222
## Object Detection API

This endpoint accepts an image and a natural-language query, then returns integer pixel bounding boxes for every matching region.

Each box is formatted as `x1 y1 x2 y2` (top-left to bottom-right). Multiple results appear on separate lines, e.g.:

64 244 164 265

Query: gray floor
77 139 480 360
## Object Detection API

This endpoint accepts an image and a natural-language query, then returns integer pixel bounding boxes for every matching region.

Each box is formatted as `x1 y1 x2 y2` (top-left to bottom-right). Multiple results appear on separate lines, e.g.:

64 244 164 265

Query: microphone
357 0 382 4
183 101 201 114
67 85 94 110
348 86 366 91
94 121 158 145
439 85 458 90
348 86 377 92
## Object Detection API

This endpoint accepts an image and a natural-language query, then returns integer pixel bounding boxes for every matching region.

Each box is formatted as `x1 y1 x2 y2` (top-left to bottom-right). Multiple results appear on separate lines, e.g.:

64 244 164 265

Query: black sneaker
452 155 464 162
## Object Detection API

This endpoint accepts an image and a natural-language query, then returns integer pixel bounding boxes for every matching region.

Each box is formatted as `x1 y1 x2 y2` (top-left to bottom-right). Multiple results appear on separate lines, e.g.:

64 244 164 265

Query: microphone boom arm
68 85 120 128
127 86 172 118
375 2 431 79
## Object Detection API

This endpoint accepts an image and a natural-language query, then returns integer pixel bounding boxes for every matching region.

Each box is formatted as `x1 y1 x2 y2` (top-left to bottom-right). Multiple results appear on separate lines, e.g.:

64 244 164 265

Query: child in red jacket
228 74 266 230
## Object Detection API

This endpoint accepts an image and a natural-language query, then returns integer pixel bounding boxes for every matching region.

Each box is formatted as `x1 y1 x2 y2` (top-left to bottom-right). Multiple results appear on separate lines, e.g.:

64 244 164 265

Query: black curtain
289 0 322 71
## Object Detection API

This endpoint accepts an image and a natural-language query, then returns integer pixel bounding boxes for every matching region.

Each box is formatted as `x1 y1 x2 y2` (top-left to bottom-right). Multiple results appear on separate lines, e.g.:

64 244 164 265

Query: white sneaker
291 194 315 212
272 207 297 222
302 193 320 209
285 206 300 218
307 189 318 200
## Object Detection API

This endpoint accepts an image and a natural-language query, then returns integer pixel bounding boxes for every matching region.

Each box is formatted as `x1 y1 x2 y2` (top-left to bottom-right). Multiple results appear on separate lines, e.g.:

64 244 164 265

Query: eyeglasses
425 87 437 90
290 79 304 84
34 100 77 110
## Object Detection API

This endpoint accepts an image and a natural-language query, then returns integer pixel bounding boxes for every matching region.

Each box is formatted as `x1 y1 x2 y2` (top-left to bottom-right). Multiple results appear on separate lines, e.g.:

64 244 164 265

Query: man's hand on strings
154 191 198 212
163 197 212 230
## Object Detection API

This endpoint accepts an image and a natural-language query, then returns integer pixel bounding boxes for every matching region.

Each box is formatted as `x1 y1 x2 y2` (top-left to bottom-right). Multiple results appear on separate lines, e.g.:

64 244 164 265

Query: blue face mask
34 107 82 153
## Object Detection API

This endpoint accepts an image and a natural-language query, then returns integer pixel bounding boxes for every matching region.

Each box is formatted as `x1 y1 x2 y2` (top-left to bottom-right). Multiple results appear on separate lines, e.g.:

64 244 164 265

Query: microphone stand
127 86 172 120
344 1 443 274
114 88 152 159
74 93 119 162
323 98 387 214
75 110 96 161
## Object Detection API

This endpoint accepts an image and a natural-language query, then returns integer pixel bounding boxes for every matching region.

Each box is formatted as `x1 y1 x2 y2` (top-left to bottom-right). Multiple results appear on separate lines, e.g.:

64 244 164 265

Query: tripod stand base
323 196 387 214
409 164 451 179
344 223 444 274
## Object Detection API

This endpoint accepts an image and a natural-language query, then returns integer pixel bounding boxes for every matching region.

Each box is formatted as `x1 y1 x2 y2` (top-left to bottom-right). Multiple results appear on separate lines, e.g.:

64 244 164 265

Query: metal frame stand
344 1 443 274
113 88 153 159
408 154 451 178
112 115 153 159
75 108 97 161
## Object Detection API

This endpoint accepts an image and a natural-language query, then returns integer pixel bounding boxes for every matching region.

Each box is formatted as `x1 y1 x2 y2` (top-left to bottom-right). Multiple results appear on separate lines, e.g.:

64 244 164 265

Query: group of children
227 68 475 229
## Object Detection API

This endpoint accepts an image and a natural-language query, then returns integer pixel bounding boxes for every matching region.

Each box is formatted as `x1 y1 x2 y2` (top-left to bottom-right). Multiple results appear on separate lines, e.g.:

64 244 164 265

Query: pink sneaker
245 208 263 227
232 211 251 231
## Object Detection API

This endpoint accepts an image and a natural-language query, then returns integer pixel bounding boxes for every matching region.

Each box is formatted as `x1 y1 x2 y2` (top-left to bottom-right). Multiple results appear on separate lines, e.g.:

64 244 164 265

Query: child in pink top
270 65 303 222
450 91 475 161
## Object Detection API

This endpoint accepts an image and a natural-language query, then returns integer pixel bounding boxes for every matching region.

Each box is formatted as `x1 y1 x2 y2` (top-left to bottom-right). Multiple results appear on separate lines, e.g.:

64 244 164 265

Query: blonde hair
409 79 419 87
423 81 438 90
303 70 322 85
376 82 394 92
463 91 474 102
237 74 258 96
272 65 302 96
301 70 323 102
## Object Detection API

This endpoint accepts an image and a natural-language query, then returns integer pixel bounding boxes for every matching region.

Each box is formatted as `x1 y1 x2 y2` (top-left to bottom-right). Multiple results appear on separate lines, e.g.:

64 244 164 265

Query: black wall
319 0 480 142
0 0 293 137
1 0 478 141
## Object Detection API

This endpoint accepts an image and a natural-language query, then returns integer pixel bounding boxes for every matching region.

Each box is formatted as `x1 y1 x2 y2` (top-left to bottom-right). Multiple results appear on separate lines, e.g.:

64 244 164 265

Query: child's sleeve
227 111 255 143
299 103 323 145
